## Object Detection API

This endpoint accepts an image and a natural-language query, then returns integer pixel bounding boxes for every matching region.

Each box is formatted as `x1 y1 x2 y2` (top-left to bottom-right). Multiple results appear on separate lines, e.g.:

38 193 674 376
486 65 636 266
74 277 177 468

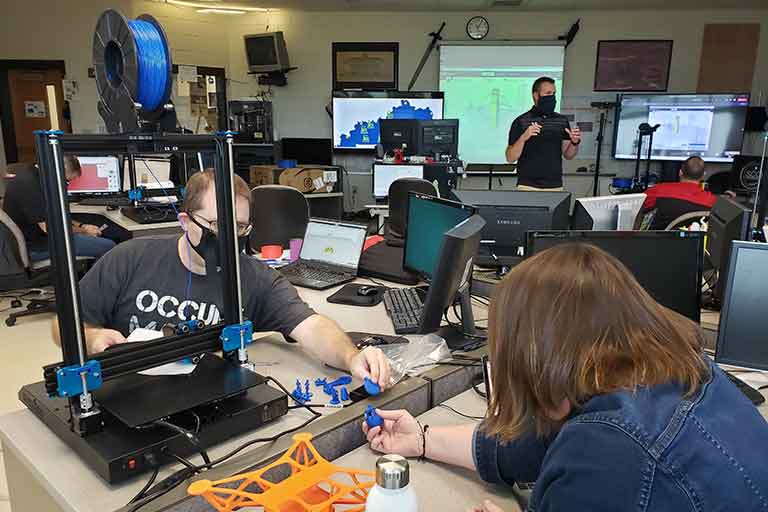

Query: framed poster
332 42 399 91
594 40 673 92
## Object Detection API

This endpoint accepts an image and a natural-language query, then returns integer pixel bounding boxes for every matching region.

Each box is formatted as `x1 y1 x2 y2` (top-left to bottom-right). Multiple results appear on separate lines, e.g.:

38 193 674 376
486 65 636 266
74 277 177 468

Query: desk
70 204 181 239
332 388 524 512
0 278 489 512
458 172 618 209
0 338 432 512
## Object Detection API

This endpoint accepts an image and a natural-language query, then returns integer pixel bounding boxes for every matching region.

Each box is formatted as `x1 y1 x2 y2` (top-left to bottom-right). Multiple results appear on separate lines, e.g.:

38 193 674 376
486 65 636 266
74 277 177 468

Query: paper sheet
127 328 198 376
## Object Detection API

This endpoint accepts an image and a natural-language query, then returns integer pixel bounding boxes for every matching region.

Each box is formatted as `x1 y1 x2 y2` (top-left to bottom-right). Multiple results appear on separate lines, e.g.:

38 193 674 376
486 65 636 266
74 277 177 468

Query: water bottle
366 454 418 512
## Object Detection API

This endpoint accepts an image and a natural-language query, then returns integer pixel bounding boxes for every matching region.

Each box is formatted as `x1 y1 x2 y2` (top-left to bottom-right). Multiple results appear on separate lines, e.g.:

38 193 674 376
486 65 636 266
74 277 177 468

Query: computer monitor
571 193 647 230
280 138 333 166
380 119 420 156
67 156 121 195
418 214 486 347
613 93 750 163
526 231 704 323
404 193 475 278
715 241 768 371
706 197 752 302
417 119 459 158
453 190 571 267
373 164 424 200
332 91 444 150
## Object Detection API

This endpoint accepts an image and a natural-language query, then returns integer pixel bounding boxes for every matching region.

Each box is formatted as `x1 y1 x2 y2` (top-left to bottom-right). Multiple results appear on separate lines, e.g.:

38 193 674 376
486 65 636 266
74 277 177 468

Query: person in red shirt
641 156 732 229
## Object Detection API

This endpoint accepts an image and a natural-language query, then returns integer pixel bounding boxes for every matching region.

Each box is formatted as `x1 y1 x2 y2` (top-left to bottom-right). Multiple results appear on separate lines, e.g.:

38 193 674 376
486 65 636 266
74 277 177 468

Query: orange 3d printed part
187 433 375 511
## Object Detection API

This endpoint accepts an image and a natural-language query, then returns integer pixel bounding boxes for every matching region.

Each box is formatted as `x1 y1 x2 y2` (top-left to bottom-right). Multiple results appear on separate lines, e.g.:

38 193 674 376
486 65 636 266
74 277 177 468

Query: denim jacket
473 361 768 511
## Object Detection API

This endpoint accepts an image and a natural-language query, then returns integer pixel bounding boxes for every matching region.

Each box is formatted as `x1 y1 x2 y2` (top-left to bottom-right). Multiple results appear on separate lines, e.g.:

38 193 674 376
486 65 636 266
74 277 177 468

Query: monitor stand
438 286 486 351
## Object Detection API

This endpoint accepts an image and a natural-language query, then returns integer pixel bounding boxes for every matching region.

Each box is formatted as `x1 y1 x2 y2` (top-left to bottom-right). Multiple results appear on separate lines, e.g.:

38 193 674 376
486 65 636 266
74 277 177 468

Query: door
7 68 70 163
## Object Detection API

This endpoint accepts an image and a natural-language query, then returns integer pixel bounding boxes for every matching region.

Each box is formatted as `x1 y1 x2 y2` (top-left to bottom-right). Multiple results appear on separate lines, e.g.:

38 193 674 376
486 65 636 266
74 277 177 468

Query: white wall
2 1 766 172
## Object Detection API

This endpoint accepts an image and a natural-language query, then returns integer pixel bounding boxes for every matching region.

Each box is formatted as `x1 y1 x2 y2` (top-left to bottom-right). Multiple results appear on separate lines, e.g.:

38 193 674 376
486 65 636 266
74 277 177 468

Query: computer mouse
357 286 379 297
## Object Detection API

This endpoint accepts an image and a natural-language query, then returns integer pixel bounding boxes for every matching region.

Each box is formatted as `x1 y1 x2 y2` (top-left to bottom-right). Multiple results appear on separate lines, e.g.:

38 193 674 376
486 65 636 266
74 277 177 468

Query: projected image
332 98 443 149
614 94 749 162
439 45 565 165
648 107 713 151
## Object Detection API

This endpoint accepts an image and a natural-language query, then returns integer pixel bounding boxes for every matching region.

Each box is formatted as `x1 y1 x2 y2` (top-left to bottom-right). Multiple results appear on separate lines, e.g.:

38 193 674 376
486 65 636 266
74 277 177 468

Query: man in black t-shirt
506 77 581 190
53 169 391 389
3 157 115 261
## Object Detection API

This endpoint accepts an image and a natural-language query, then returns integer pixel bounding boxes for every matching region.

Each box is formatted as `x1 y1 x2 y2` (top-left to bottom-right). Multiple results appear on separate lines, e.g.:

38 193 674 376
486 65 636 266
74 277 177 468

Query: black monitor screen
281 138 333 165
527 231 704 322
404 193 474 278
715 242 768 371
613 93 750 162
245 36 277 66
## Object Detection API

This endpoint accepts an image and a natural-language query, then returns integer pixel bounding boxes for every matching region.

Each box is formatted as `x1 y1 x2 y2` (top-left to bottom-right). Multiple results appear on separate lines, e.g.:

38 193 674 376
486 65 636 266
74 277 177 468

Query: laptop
280 218 368 290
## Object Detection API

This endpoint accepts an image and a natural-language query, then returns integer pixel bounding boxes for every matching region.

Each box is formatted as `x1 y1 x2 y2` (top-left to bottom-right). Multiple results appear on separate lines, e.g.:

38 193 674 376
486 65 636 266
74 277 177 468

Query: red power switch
127 458 137 470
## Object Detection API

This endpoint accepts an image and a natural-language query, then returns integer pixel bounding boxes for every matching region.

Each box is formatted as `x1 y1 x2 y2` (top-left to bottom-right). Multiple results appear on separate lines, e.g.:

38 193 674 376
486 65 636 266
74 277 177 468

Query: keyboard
383 287 425 334
280 262 355 290
725 371 766 406
120 206 178 225
76 197 132 207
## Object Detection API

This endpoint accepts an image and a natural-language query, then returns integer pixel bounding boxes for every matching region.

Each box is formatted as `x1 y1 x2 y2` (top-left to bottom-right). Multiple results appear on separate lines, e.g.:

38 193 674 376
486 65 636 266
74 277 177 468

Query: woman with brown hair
363 243 768 511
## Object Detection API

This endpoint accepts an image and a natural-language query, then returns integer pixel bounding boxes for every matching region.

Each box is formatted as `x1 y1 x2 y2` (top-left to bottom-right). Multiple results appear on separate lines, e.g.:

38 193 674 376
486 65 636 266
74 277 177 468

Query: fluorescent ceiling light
166 0 269 12
197 8 247 13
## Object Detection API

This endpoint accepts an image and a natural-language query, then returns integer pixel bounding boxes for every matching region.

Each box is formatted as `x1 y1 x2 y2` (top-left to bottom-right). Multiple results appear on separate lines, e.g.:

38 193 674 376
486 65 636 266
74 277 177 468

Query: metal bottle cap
375 454 410 489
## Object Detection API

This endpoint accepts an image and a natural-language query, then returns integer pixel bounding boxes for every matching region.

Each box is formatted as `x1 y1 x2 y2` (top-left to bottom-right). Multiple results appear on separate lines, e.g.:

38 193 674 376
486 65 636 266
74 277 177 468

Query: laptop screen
300 220 368 270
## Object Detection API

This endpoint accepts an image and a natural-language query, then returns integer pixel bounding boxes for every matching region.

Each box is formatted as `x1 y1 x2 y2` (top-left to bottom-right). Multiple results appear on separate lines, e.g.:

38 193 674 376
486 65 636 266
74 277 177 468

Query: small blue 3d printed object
340 387 349 401
364 405 383 428
364 377 381 396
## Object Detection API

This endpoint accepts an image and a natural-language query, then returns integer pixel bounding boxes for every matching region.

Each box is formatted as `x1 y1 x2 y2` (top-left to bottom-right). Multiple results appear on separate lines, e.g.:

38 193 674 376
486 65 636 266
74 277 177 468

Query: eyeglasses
187 213 253 237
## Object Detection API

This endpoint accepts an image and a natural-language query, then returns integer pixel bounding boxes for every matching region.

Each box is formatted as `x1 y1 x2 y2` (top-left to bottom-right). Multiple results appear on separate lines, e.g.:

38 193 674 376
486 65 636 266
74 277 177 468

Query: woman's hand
362 409 422 457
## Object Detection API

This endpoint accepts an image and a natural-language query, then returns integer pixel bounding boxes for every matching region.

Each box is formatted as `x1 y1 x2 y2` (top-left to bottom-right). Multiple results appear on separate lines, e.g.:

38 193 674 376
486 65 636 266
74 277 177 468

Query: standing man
506 77 581 191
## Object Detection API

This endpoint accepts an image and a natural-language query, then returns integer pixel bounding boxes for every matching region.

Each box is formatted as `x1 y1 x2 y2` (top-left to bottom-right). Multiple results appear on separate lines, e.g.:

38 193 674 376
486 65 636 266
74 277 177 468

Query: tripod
632 122 660 192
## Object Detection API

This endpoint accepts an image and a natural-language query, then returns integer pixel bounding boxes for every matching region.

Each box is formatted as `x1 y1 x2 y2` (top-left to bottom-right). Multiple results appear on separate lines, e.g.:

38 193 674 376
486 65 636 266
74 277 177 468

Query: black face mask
537 95 557 115
188 219 250 275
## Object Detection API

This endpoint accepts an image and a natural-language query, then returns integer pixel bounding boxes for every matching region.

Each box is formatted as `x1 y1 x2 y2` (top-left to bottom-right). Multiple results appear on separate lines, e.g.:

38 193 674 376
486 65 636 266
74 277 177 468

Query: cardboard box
277 167 338 194
249 165 278 187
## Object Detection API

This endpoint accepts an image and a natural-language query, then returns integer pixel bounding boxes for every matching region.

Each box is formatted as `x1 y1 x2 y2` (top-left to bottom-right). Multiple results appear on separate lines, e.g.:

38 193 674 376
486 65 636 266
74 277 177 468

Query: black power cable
125 375 323 511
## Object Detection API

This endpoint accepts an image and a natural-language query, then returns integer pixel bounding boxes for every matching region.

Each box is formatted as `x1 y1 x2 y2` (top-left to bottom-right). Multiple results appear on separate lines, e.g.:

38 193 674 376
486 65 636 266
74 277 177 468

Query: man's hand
348 346 391 389
89 328 127 353
467 500 506 512
522 122 542 142
565 127 581 145
80 224 104 237
724 190 737 199
362 409 422 457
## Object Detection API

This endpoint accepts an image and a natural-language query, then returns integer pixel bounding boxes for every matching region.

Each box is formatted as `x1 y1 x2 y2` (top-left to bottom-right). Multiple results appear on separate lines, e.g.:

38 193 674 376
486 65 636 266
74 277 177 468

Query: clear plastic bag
380 333 452 386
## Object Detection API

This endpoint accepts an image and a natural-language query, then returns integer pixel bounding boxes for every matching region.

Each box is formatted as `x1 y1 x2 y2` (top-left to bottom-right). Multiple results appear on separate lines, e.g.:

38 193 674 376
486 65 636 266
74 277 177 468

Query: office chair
665 211 710 231
0 209 94 326
249 185 309 254
386 178 437 247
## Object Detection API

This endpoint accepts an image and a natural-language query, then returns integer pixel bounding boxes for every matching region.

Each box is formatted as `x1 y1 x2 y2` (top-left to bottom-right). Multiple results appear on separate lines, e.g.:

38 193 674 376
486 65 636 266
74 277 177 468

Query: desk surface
0 278 485 512
333 388 524 512
70 204 180 233
0 338 361 512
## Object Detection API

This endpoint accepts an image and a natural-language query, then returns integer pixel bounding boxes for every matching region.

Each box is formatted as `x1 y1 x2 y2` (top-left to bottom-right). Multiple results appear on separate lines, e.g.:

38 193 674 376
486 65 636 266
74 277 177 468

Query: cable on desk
167 451 197 470
438 403 484 421
125 375 323 510
366 277 391 289
128 468 159 505
141 419 211 465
